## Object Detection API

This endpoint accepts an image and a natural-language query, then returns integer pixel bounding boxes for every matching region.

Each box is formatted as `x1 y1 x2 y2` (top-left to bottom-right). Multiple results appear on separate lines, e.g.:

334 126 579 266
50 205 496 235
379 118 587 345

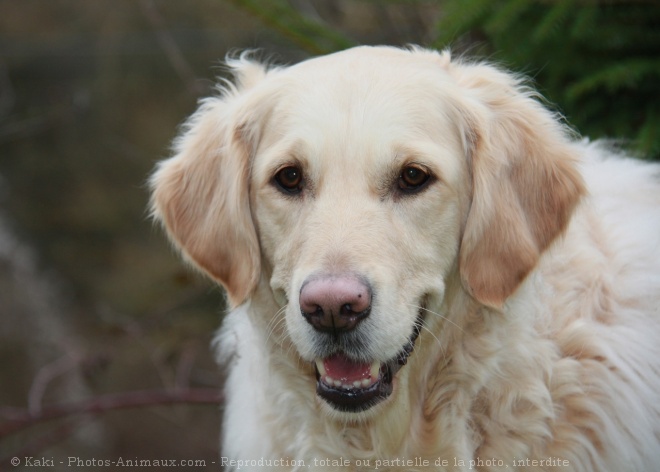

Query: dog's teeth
318 360 381 390
370 361 381 380
315 359 326 377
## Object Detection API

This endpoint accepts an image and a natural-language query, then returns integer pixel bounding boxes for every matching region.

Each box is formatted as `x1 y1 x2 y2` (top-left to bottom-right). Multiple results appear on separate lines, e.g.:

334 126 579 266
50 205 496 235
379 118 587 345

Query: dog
150 46 660 471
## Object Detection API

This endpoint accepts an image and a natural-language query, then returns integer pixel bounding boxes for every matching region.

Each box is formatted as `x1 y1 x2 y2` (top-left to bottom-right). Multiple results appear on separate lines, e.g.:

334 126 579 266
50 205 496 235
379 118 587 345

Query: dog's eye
399 165 431 192
274 166 303 194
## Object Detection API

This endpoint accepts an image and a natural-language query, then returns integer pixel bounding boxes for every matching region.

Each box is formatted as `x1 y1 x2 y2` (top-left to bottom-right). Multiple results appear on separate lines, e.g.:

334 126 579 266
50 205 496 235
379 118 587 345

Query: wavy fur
151 46 660 471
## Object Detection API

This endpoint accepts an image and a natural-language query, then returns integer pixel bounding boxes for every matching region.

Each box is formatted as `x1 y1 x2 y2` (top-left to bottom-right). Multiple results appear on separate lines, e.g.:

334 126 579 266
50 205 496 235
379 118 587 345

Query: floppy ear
449 60 585 308
150 59 268 307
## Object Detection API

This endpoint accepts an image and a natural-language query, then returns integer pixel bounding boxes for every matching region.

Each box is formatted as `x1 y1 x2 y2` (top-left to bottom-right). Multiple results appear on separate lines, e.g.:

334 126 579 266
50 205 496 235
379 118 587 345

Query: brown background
0 2 439 469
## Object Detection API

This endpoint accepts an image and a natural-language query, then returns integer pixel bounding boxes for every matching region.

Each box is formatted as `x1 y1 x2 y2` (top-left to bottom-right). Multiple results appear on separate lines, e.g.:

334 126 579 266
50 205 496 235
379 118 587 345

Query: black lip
315 367 392 413
314 309 425 412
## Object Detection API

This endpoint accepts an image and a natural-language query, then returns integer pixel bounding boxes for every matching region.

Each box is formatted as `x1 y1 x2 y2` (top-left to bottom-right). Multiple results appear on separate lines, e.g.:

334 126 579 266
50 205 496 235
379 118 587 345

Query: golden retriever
150 46 660 471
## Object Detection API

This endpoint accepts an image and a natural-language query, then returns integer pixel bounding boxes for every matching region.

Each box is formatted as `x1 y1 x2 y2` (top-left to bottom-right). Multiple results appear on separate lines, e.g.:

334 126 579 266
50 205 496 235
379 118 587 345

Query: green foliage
231 0 659 158
433 0 660 159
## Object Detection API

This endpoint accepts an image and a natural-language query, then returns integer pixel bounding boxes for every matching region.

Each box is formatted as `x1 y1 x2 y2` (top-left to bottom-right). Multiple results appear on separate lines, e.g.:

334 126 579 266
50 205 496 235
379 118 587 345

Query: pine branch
567 59 660 99
228 0 356 54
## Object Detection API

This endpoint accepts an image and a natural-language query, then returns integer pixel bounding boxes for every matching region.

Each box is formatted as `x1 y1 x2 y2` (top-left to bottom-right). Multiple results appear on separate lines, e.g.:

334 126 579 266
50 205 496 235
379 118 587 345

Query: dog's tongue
323 353 373 382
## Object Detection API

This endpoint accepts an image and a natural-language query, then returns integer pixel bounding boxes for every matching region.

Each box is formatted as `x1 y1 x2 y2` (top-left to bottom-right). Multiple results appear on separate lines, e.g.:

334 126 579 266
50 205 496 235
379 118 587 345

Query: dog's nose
300 275 372 333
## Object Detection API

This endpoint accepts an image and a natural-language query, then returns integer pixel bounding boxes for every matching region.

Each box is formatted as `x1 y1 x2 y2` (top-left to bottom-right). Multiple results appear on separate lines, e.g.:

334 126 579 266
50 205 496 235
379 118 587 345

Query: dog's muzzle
300 273 425 412
312 311 424 413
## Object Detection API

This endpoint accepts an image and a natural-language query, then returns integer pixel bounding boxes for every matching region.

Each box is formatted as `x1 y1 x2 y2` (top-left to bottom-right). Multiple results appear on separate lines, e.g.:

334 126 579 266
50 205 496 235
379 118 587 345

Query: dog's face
151 47 583 417
250 51 469 413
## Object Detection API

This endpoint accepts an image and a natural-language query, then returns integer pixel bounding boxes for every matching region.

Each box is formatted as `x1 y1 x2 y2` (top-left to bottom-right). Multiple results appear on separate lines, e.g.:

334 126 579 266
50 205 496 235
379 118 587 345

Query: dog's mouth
313 311 424 412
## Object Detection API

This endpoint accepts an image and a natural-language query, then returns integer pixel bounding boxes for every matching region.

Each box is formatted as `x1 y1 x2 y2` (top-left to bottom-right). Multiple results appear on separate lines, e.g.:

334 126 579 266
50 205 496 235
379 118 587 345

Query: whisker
267 309 287 335
267 318 289 348
419 324 442 347
265 306 288 342
266 305 287 331
420 324 450 368
267 311 314 369
407 303 465 334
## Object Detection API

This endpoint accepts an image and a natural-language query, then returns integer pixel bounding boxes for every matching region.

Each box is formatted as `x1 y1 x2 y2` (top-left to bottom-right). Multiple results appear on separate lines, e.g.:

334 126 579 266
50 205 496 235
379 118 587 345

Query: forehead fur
248 46 467 185
272 46 459 124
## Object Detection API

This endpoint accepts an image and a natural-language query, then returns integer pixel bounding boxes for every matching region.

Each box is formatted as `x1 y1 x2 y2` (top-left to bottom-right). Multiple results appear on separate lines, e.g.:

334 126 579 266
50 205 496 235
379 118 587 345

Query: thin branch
28 354 79 415
0 58 15 118
0 419 82 471
0 388 222 439
175 343 199 390
138 0 205 96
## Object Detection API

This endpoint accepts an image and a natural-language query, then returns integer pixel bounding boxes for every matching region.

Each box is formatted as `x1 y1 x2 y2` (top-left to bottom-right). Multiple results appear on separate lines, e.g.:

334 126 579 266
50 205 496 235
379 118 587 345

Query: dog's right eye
398 164 431 194
274 166 303 194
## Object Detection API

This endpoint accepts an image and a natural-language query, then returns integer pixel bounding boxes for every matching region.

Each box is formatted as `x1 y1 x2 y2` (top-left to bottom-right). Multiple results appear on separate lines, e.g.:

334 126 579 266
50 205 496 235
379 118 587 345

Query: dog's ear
447 59 585 308
150 58 269 307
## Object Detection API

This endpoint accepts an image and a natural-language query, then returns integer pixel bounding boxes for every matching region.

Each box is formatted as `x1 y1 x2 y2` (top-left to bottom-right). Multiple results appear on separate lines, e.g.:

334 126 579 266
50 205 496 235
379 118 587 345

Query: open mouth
313 310 424 412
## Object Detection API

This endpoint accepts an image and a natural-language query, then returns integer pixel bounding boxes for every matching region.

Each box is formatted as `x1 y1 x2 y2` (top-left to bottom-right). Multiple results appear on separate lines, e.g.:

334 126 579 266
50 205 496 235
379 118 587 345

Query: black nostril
301 305 323 321
301 304 371 334
340 304 353 316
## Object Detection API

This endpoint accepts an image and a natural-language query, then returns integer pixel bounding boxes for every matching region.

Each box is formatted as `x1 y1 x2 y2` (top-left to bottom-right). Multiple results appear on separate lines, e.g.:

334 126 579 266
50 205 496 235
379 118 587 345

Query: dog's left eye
399 165 431 192
274 166 304 194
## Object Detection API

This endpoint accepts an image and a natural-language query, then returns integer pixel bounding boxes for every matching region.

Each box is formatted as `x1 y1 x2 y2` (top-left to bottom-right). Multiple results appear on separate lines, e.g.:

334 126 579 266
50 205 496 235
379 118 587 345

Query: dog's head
150 46 583 417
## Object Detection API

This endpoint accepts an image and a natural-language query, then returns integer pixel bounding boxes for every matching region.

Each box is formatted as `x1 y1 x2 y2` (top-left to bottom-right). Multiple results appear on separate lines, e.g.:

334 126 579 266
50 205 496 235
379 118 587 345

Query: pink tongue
324 354 372 382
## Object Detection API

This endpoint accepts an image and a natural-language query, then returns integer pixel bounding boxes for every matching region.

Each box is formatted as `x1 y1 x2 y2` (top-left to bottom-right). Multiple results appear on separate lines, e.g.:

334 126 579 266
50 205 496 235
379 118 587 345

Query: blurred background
0 0 658 469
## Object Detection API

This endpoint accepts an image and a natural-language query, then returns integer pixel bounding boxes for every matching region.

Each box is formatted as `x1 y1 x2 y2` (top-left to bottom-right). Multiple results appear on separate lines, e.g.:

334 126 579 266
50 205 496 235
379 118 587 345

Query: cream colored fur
150 46 660 471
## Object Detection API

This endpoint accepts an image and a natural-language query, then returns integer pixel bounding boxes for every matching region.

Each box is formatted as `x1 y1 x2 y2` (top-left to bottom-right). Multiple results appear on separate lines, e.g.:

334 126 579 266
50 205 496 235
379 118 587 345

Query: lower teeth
323 376 375 390
316 359 382 390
